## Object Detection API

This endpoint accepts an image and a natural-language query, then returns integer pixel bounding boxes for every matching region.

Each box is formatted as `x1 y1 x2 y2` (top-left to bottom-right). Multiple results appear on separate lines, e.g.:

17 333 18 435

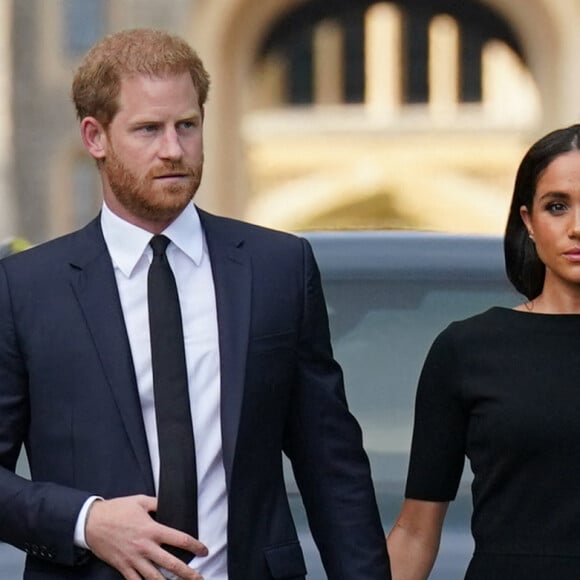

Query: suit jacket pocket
264 541 306 579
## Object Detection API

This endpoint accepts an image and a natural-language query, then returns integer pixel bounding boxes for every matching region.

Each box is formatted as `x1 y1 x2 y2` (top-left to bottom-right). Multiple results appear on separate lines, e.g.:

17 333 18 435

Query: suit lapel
68 219 155 493
67 212 250 493
199 210 251 489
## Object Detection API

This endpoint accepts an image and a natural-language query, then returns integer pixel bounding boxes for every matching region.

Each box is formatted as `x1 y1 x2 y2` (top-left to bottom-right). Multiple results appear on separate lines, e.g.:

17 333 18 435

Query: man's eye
139 125 158 133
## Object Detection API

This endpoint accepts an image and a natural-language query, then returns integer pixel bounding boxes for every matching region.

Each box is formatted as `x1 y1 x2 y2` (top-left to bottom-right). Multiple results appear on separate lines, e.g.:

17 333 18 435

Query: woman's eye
546 202 567 213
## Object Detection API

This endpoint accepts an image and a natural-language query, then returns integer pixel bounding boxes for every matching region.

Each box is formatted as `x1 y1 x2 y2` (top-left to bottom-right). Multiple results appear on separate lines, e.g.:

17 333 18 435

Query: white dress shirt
76 202 228 579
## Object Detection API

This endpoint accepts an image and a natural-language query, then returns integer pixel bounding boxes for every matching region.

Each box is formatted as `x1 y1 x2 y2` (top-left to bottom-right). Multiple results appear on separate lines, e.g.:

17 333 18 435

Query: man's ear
80 117 107 161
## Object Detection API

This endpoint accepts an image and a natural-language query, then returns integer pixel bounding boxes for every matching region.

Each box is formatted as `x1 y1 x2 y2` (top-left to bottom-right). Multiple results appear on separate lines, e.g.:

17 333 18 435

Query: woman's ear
80 117 107 161
520 205 533 238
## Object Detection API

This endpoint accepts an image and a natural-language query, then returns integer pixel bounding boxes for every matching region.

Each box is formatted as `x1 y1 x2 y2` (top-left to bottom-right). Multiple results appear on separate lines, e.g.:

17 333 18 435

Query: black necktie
148 235 198 560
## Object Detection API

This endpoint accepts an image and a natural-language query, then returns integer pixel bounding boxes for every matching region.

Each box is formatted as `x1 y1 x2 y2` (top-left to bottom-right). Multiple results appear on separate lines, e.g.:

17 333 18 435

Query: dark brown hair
505 124 580 299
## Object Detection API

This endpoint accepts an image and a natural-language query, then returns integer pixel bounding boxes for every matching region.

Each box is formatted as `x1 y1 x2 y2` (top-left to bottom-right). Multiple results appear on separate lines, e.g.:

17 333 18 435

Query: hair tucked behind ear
504 124 580 299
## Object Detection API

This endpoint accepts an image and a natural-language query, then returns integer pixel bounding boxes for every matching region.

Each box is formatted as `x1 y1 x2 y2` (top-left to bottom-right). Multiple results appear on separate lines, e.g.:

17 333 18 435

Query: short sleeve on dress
405 324 467 501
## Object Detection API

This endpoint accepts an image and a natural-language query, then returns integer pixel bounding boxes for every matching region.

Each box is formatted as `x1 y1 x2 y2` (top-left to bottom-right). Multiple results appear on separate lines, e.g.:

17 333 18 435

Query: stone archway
190 0 580 220
190 0 306 217
479 0 580 132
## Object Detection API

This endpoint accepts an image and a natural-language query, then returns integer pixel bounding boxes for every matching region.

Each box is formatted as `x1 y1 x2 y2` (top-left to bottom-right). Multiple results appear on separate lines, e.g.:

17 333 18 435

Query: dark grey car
290 231 519 579
0 231 519 579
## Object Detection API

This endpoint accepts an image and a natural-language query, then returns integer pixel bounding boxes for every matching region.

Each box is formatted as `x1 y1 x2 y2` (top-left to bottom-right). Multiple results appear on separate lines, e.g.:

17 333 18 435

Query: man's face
100 72 204 231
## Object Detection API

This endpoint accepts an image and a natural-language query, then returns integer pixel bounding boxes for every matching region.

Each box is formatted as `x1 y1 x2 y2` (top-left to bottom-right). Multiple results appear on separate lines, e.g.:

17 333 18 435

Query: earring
528 232 535 242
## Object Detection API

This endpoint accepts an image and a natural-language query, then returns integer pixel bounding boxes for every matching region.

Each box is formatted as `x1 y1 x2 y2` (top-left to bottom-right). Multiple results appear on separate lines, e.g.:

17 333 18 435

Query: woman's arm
386 498 449 580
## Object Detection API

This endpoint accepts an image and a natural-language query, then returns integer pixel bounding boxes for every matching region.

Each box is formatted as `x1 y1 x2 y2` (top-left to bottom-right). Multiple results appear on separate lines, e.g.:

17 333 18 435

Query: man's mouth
154 172 189 180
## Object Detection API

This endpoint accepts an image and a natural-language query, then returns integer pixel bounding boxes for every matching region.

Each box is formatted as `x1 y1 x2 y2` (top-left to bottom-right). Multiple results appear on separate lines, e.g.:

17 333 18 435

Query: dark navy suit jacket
0 209 390 579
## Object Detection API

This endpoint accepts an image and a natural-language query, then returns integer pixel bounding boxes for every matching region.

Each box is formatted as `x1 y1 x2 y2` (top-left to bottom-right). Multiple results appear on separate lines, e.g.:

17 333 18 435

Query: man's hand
85 495 208 580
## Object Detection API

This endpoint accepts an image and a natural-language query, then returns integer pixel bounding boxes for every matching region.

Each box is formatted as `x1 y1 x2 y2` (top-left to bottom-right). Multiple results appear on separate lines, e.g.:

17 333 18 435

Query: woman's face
520 150 580 293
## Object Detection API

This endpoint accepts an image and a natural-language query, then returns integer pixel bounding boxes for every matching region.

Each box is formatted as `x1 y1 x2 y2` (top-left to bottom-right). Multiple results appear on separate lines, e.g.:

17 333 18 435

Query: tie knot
150 235 170 257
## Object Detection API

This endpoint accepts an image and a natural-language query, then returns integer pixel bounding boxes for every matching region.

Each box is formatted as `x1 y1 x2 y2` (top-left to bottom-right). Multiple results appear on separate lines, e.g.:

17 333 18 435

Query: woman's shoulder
436 307 516 347
446 306 508 332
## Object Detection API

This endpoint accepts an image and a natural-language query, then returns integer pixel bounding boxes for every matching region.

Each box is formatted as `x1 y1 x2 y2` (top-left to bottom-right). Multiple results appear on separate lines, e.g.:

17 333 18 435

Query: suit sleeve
283 238 391 579
0 262 91 566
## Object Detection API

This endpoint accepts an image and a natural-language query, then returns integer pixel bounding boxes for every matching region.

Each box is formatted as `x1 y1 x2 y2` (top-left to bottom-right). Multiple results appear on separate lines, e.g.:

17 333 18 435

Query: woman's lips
563 249 580 262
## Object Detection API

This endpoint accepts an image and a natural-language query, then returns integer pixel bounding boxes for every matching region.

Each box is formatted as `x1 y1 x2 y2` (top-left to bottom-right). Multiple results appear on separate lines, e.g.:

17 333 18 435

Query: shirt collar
100 201 203 277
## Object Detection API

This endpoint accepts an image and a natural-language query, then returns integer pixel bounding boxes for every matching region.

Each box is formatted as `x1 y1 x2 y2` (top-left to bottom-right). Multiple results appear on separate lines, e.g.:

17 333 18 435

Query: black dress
405 307 580 579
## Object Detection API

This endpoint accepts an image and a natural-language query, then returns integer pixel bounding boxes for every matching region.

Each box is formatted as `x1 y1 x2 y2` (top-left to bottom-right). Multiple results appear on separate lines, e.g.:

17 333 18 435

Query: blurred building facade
3 0 580 242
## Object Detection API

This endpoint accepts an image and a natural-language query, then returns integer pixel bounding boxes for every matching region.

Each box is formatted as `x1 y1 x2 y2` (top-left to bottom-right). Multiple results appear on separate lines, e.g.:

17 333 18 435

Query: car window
326 279 519 483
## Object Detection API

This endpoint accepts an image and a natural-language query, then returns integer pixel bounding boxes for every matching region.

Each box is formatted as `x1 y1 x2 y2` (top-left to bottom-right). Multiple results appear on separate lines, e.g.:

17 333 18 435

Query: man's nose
158 128 183 160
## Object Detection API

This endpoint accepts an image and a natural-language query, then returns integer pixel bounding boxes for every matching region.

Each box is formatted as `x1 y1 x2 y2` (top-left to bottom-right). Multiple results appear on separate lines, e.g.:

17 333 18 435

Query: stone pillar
313 19 344 105
365 2 402 118
252 54 288 109
428 14 459 119
0 0 15 238
482 39 540 124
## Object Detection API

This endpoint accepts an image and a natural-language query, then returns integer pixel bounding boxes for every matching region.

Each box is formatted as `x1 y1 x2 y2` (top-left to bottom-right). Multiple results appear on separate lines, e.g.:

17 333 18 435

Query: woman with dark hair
505 123 580 300
386 123 580 579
